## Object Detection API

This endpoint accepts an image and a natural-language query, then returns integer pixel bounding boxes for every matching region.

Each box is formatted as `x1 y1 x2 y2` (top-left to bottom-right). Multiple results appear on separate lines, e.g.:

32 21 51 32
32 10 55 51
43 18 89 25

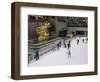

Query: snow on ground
29 36 88 67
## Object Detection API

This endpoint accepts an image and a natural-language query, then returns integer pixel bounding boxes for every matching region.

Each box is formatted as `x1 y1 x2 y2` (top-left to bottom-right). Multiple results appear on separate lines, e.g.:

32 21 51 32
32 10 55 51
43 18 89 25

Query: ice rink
29 36 88 67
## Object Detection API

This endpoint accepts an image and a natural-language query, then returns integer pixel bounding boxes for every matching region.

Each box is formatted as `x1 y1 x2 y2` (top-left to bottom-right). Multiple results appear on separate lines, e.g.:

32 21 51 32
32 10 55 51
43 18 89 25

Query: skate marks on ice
29 37 88 67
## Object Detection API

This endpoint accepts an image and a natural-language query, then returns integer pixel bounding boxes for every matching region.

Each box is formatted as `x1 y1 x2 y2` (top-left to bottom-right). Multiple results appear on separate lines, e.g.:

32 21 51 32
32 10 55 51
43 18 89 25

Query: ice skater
63 40 66 48
66 48 71 58
64 43 67 48
68 50 71 58
54 45 56 51
52 45 55 51
67 41 71 49
57 43 60 50
63 42 66 48
82 39 84 43
77 39 79 45
86 38 88 43
34 50 39 61
59 41 62 48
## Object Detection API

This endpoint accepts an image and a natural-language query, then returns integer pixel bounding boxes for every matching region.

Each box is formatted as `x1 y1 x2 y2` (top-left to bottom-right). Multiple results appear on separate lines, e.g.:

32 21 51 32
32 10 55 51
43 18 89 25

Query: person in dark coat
77 39 79 45
67 41 71 49
82 39 84 43
86 38 88 43
59 41 61 48
34 50 39 61
63 40 67 48
68 50 71 58
57 43 60 50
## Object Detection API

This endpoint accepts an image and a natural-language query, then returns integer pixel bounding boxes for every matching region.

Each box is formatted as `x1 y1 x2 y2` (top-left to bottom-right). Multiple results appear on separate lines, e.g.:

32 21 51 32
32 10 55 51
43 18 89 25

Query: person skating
52 45 55 51
67 41 71 49
54 44 56 51
68 49 71 58
82 39 84 43
57 43 60 50
66 48 71 58
86 38 88 43
77 39 79 44
63 39 66 48
63 42 66 48
34 50 39 61
59 41 61 48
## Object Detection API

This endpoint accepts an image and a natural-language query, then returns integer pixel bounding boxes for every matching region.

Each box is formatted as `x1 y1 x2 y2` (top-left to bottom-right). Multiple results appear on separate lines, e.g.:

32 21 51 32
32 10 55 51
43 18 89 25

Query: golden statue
36 21 50 42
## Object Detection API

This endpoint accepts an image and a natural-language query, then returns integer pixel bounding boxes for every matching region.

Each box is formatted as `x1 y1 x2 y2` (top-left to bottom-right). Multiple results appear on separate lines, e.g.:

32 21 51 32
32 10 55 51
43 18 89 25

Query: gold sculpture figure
36 21 50 42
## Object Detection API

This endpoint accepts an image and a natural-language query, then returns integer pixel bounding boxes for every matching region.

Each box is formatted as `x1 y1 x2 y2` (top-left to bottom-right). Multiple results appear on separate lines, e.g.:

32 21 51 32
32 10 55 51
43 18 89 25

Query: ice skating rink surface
29 36 88 67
